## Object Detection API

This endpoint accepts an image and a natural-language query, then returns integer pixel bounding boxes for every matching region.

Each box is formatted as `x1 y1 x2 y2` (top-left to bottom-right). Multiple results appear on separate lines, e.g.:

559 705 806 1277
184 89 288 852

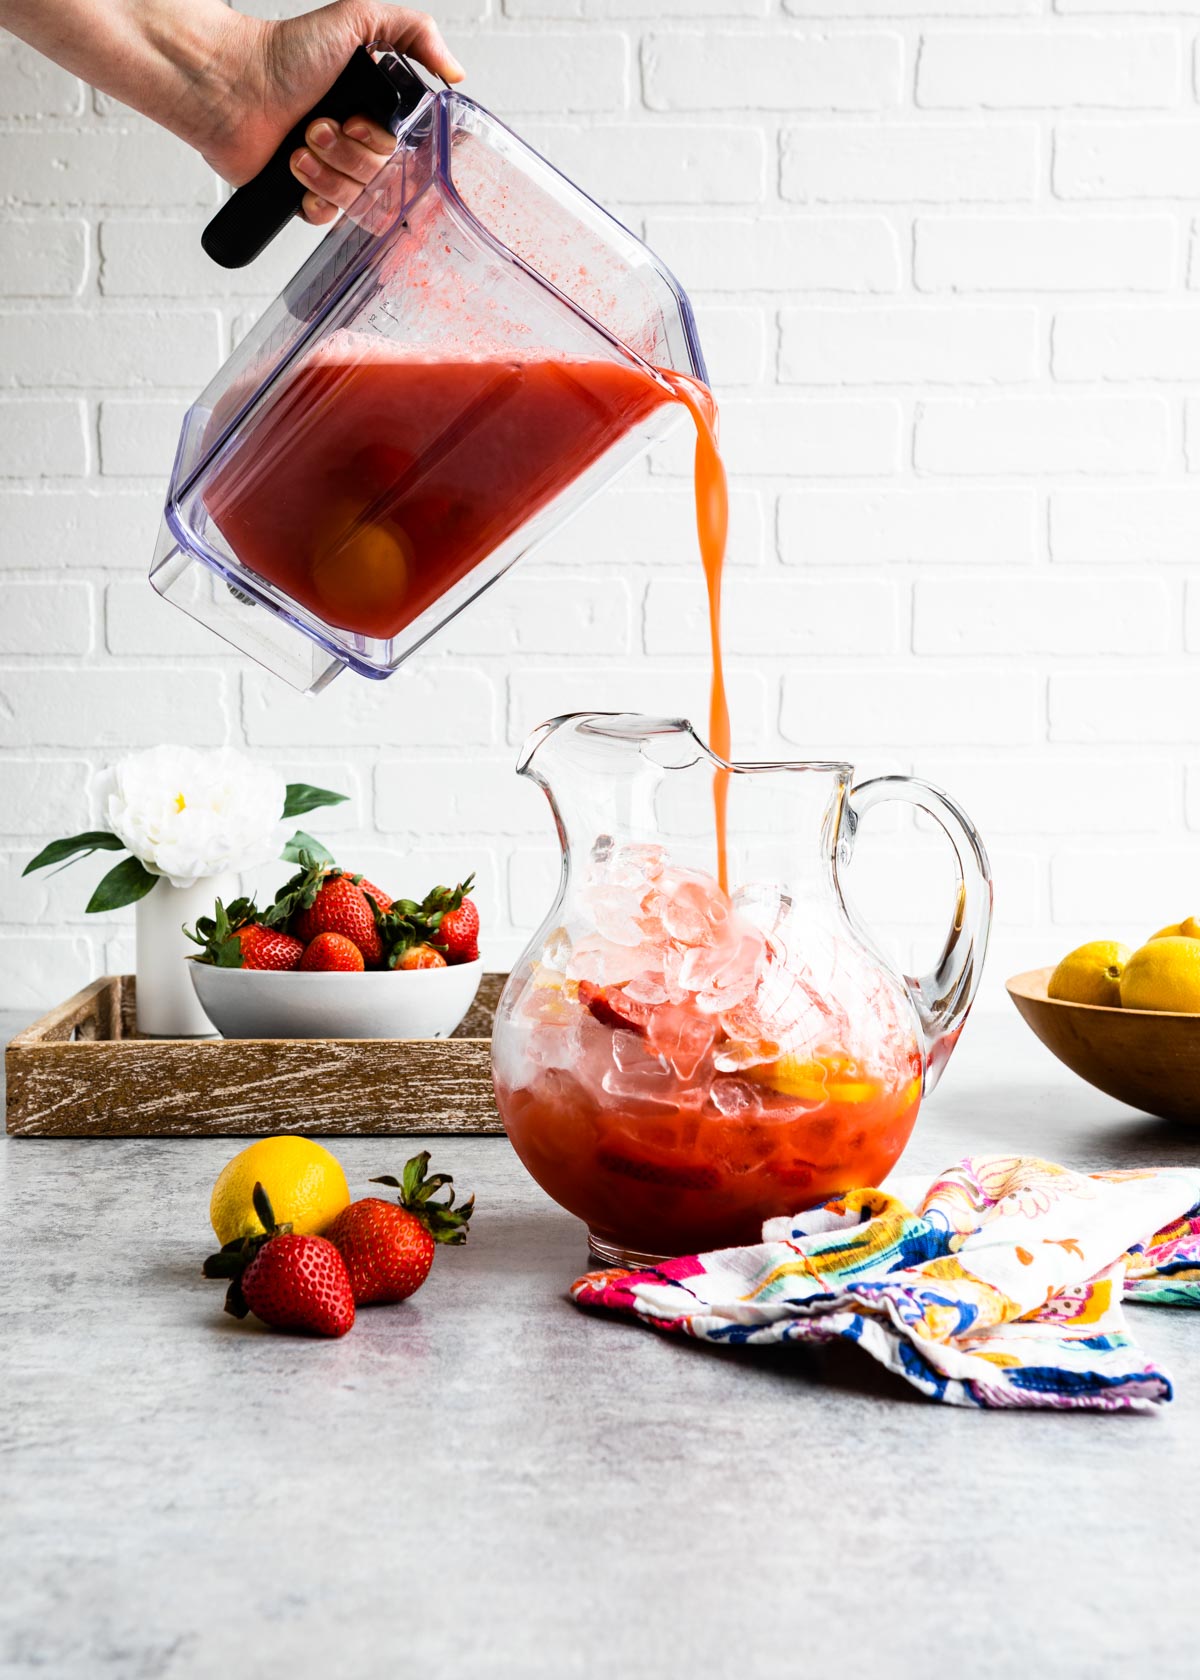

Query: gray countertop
3 1007 1198 1679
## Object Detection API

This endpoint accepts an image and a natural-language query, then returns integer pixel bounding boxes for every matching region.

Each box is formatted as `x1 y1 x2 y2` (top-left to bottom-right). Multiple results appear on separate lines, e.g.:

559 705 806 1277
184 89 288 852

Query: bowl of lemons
1008 920 1200 1121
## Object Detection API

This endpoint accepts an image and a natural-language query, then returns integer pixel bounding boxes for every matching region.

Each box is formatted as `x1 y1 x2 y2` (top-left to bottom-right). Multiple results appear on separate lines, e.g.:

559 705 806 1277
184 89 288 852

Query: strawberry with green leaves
378 874 479 969
203 1184 355 1337
428 884 480 965
185 898 304 971
327 1152 473 1305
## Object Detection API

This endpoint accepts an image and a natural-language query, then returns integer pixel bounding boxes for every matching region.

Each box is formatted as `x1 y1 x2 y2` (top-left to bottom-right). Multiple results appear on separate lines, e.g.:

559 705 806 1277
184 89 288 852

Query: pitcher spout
516 712 718 786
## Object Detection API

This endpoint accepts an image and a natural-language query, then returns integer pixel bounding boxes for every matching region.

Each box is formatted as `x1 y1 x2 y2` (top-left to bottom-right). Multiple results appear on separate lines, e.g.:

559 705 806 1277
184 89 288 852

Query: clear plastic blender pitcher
150 51 707 692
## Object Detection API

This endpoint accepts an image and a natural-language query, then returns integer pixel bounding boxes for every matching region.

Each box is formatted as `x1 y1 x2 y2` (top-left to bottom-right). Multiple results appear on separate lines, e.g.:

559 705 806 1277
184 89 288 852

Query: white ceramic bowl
189 958 484 1041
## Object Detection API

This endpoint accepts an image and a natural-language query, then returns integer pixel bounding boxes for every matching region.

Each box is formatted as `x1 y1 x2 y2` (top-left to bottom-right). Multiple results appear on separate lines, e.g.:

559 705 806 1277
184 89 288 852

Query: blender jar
150 86 708 692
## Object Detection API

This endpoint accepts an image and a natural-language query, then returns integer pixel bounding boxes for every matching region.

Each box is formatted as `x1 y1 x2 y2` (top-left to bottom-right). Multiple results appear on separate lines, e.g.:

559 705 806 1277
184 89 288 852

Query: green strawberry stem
263 849 331 927
370 1151 474 1244
183 897 262 968
201 1183 294 1317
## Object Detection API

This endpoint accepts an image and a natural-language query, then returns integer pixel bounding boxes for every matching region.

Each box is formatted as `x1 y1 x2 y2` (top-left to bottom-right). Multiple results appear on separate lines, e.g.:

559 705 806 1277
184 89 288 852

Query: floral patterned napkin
571 1156 1200 1410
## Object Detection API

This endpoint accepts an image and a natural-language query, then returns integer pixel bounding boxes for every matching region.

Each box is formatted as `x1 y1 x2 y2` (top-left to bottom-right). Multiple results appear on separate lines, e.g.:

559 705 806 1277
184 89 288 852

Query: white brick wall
4 2 1200 1017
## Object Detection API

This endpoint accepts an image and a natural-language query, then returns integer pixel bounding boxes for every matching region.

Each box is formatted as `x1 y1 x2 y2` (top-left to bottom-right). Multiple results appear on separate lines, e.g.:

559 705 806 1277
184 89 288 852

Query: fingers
370 7 465 83
300 190 340 227
291 113 395 212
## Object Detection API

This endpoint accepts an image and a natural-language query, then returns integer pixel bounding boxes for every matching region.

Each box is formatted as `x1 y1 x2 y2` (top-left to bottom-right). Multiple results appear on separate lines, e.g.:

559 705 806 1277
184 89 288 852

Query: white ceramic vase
135 871 239 1038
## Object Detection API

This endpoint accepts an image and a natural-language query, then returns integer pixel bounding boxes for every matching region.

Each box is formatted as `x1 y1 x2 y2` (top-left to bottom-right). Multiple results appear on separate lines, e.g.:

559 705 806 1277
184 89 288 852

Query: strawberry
438 897 480 965
203 1184 355 1337
357 877 393 915
396 943 447 970
578 980 650 1035
327 1152 473 1305
394 875 478 965
300 931 365 972
185 896 306 970
372 873 483 970
279 856 383 965
236 924 305 972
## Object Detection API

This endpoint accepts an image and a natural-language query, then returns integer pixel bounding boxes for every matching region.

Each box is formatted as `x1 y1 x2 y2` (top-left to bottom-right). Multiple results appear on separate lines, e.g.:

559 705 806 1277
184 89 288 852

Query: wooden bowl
1007 966 1200 1122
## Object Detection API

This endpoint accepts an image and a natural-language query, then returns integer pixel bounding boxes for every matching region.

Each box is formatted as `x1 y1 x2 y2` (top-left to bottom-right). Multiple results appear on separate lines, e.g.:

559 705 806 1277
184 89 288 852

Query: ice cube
713 1038 782 1073
660 943 692 1004
661 874 730 947
686 930 766 1014
567 934 662 988
541 924 572 974
589 884 650 947
606 842 666 890
707 1077 763 1120
636 888 668 944
522 982 575 1028
645 1003 716 1081
528 1011 585 1073
622 973 671 1006
610 1026 656 1073
600 1035 678 1109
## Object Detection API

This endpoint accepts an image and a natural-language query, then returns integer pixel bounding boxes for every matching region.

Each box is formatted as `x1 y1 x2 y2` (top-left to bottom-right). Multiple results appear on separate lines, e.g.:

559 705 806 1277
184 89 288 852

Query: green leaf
22 830 124 877
370 1155 474 1243
282 783 348 821
281 829 334 866
214 931 246 969
251 1183 273 1231
85 855 159 914
184 897 259 966
262 850 328 929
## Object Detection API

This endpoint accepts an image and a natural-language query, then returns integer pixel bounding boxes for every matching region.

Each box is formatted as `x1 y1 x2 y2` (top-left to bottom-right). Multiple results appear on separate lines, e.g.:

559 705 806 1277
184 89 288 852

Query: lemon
1047 941 1131 1008
210 1136 350 1246
311 512 411 626
1150 923 1183 940
749 1053 828 1103
1120 938 1200 1013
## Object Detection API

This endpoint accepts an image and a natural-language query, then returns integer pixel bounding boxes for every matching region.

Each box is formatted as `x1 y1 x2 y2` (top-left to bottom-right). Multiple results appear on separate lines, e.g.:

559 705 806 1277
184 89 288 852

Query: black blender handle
201 47 431 269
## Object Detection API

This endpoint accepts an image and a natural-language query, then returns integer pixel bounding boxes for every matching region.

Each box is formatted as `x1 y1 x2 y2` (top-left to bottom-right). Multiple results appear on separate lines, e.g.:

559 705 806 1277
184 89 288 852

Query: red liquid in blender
206 342 670 644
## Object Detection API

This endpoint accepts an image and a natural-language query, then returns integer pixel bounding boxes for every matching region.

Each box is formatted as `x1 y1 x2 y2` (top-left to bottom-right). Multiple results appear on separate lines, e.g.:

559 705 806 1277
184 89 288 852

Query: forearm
0 0 248 148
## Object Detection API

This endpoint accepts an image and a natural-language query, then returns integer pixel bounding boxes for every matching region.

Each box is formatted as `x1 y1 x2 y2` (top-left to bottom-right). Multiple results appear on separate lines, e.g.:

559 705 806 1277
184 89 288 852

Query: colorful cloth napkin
571 1156 1200 1410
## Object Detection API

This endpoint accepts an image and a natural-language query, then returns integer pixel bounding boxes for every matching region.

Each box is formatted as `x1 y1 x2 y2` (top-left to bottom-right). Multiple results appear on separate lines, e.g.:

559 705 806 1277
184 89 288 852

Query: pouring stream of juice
658 370 731 892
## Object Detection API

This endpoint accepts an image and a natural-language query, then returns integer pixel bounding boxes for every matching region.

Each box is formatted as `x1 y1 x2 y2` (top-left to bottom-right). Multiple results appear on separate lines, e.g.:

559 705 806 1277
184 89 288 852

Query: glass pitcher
150 67 706 693
491 713 992 1265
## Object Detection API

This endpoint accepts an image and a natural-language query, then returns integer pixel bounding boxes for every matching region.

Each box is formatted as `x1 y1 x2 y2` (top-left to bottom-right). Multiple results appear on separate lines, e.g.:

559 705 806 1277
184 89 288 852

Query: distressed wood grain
5 974 510 1138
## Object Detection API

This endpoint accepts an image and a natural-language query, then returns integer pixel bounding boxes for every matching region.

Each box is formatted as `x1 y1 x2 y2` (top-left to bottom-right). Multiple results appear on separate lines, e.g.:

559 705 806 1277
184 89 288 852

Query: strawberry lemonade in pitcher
151 52 992 1261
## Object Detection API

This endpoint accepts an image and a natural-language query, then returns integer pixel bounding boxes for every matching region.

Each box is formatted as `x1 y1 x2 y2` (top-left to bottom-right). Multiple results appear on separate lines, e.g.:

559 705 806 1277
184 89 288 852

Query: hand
201 4 464 227
0 1 462 228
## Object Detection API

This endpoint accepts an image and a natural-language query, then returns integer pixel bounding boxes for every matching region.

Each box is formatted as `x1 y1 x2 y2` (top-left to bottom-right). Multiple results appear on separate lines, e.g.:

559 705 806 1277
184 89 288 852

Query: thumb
352 6 466 83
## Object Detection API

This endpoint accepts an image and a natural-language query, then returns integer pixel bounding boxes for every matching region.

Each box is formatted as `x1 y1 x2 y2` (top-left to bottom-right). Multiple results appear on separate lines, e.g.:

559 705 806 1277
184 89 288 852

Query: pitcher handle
842 776 992 1093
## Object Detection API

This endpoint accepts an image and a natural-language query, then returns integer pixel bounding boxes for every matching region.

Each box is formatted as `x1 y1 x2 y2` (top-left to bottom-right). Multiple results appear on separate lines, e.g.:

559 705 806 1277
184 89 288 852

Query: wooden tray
5 974 507 1138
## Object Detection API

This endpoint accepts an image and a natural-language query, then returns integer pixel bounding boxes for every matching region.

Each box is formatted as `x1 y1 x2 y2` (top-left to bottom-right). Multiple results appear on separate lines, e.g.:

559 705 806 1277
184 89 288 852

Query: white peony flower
98 746 286 890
